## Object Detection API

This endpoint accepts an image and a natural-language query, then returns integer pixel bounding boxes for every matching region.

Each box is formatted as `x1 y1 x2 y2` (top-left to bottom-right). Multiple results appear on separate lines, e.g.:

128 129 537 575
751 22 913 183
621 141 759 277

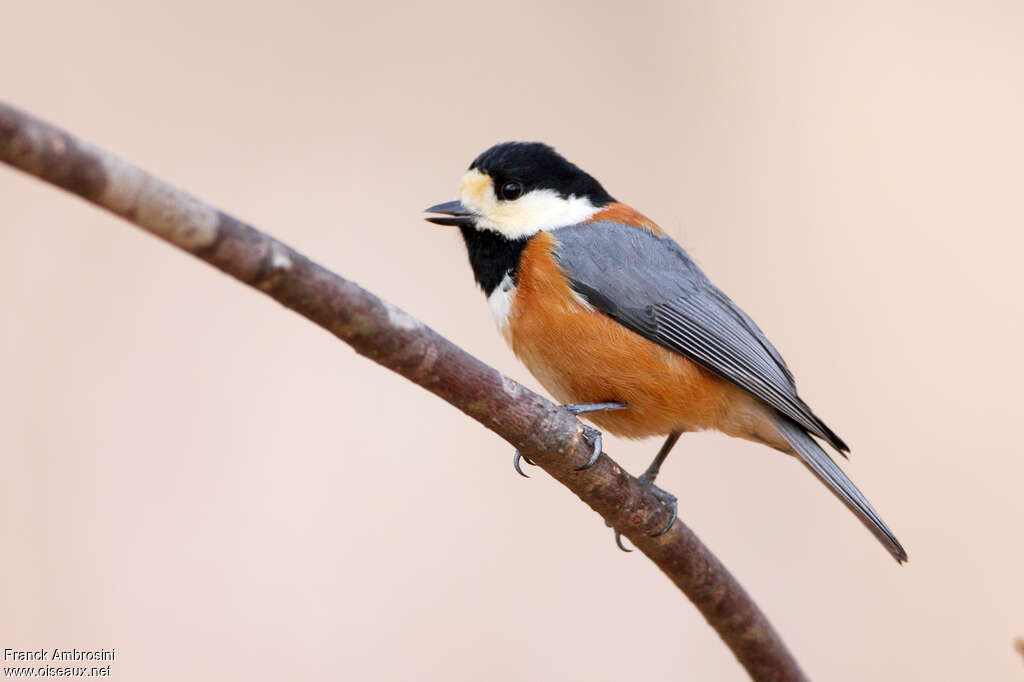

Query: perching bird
425 142 906 562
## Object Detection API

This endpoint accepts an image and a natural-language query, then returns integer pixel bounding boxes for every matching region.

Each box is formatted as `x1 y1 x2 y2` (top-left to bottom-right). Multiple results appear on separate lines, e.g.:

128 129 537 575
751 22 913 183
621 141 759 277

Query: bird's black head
425 142 615 241
468 142 614 207
424 142 614 295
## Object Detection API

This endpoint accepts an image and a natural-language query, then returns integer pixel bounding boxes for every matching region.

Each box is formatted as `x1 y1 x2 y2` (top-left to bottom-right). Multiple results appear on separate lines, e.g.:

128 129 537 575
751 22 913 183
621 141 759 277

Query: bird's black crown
469 142 615 206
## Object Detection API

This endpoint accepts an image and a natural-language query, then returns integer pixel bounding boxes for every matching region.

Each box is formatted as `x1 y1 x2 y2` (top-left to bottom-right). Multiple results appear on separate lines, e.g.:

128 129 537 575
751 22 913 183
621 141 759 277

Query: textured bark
0 100 808 682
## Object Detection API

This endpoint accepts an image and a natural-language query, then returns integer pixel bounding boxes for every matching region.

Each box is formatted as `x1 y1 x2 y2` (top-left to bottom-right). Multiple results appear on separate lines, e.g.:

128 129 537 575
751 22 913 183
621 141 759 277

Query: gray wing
552 220 847 452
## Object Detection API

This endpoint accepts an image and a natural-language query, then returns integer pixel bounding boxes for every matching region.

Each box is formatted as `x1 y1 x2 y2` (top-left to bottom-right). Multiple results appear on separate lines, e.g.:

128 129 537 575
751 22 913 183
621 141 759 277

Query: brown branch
0 100 807 682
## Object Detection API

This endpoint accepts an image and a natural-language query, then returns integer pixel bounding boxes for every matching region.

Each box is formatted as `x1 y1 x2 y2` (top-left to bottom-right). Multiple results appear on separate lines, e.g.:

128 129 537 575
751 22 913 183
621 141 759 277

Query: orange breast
506 231 782 443
588 202 663 233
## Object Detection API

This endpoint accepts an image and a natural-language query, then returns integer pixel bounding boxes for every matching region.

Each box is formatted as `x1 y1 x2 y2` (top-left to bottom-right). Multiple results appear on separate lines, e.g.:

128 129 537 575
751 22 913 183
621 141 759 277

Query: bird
425 141 906 562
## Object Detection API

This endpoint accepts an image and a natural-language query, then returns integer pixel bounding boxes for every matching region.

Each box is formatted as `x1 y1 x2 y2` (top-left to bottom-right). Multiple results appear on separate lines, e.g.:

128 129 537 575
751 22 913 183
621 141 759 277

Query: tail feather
775 416 907 563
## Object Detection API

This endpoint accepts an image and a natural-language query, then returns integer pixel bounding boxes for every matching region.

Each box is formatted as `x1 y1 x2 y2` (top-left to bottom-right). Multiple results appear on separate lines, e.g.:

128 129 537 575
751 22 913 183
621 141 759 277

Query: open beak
424 200 476 227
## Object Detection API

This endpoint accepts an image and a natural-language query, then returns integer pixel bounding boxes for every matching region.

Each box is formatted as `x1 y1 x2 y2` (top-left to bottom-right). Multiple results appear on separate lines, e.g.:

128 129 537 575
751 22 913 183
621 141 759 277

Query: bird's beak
424 200 476 227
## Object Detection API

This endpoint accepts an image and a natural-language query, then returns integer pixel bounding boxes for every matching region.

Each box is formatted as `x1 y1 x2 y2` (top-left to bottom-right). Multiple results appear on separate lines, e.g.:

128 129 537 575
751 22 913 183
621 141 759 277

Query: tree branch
0 100 807 682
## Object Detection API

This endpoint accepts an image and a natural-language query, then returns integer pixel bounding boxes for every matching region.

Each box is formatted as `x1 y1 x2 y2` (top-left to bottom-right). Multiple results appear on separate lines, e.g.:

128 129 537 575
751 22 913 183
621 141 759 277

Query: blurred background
2 1 1022 679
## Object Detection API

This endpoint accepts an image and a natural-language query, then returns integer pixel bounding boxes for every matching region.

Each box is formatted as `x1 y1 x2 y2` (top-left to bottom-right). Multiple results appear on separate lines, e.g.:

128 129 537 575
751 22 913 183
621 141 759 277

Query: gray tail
775 416 907 563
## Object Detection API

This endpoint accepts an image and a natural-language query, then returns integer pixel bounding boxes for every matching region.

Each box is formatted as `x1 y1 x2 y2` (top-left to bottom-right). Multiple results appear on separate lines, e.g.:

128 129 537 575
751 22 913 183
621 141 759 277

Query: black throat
458 226 529 296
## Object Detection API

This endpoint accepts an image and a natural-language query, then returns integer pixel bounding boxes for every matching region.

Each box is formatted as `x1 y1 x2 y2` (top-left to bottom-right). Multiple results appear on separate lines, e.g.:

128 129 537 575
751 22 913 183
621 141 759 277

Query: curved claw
604 518 633 552
574 426 602 471
649 499 678 537
512 450 535 478
641 482 678 537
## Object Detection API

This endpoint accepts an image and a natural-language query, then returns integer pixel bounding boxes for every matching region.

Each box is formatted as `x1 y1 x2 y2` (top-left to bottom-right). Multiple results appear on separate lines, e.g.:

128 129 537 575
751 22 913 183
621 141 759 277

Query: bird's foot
511 402 625 477
574 424 604 471
513 424 604 477
607 476 678 552
641 476 678 537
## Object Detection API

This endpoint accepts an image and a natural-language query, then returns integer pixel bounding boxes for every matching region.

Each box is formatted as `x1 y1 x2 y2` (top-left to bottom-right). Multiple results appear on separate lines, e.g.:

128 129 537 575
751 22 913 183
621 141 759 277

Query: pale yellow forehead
459 169 493 207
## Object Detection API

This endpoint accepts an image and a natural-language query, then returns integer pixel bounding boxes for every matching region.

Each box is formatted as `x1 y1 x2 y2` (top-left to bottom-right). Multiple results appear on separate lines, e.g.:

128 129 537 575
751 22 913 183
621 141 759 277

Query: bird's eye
499 181 523 201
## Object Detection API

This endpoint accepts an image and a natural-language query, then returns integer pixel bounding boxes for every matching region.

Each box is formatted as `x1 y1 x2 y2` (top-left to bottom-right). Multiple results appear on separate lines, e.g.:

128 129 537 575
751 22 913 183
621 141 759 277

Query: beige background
2 1 1022 680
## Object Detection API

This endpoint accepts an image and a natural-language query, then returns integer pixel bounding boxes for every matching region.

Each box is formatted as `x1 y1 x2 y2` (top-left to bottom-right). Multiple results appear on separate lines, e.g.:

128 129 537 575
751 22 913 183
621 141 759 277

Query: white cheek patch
458 170 599 239
487 273 516 340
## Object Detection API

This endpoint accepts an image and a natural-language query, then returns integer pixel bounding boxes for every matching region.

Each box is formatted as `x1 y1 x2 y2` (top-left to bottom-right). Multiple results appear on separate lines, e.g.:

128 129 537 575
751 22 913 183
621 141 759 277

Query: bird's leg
512 402 626 477
610 431 682 552
640 430 681 485
562 402 628 416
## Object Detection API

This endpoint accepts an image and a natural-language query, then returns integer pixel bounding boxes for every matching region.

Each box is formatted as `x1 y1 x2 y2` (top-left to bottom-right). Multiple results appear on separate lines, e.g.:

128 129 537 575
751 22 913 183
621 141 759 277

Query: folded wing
552 220 847 452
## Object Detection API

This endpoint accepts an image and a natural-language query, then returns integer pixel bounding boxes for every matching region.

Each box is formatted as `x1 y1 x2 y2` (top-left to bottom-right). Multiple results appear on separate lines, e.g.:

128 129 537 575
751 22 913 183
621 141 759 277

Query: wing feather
553 220 847 452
